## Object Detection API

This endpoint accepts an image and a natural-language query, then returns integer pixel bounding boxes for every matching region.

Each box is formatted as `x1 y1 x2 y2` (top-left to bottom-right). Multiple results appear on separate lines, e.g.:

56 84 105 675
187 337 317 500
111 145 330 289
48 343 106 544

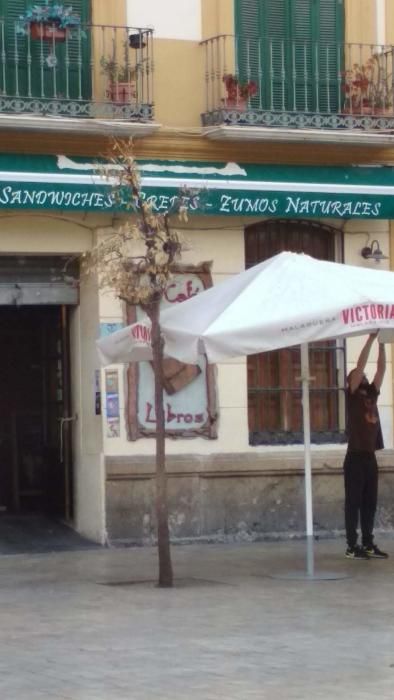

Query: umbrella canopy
159 251 394 364
97 321 153 366
97 252 394 366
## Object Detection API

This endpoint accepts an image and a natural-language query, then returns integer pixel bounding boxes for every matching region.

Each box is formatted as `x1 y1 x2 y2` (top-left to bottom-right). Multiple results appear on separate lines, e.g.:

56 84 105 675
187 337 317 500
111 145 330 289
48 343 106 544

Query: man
344 332 388 560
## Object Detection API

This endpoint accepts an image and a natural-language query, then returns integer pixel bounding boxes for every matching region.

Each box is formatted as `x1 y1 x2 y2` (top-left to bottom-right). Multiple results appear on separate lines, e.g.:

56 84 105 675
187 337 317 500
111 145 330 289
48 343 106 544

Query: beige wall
92 0 127 26
153 39 205 127
90 0 394 130
201 0 234 38
345 0 376 44
387 0 394 43
0 213 93 254
98 216 394 459
150 0 389 130
71 269 106 544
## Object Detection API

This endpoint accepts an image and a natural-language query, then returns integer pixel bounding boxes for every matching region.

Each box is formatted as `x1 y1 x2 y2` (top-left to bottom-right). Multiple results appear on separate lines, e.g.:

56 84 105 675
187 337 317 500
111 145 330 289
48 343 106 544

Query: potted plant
17 1 84 42
222 73 258 109
100 41 137 104
343 55 392 115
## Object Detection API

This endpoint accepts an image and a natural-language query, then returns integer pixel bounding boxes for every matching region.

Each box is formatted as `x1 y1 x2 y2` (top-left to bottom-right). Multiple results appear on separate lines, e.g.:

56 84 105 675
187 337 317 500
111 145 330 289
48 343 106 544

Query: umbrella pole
300 342 314 577
271 344 349 581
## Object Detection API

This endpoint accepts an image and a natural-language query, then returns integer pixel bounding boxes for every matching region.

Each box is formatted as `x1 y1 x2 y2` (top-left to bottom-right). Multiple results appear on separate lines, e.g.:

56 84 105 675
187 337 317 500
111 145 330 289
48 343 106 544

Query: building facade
0 0 394 545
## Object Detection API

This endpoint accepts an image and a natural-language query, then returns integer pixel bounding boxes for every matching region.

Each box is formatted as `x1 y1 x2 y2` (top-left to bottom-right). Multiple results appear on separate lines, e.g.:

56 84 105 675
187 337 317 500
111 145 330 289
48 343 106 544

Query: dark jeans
343 451 378 548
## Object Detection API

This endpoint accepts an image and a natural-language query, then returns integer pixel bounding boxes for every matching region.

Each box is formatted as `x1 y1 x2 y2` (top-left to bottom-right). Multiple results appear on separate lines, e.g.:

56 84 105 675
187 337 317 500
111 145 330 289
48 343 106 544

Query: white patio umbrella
97 252 394 578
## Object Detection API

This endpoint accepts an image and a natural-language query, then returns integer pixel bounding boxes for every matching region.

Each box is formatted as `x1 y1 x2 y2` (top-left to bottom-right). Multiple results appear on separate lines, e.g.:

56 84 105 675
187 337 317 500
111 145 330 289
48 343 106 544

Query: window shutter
235 0 289 110
290 0 343 112
290 0 314 110
0 0 29 96
0 0 91 100
315 0 344 112
235 0 344 112
57 0 91 100
235 0 261 103
262 0 289 109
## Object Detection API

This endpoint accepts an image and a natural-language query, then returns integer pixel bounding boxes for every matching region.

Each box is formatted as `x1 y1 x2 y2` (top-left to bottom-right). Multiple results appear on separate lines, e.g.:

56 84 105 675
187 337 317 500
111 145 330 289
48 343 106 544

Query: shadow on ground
0 515 101 554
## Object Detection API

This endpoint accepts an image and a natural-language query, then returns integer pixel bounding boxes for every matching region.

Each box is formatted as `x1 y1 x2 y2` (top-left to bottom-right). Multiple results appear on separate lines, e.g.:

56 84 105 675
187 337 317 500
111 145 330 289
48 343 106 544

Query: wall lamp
361 239 389 262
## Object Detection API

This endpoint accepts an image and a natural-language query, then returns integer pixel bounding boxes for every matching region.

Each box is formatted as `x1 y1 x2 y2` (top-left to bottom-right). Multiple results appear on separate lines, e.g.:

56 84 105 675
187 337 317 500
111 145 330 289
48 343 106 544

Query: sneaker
363 544 389 559
345 545 370 560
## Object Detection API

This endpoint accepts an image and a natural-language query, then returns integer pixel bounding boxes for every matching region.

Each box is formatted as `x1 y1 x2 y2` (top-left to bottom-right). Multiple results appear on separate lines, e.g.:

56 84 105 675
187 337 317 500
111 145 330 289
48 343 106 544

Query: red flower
222 74 258 100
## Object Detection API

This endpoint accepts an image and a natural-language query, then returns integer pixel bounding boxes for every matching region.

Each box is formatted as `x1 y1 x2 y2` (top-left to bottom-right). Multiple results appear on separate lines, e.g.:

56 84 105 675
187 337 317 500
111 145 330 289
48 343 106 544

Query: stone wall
105 451 394 545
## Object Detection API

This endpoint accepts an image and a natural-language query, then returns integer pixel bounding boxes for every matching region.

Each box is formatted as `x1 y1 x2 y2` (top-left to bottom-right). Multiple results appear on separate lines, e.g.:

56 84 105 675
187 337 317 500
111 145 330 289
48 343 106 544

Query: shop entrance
0 305 73 519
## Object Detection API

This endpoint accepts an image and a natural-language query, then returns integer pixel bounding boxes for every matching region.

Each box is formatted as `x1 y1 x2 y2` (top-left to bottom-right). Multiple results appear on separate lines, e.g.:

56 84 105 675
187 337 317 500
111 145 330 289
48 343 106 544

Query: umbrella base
270 571 350 581
267 536 351 580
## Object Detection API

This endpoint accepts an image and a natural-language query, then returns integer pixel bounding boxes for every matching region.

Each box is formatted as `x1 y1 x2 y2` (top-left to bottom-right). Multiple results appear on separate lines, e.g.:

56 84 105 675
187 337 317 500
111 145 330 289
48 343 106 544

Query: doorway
0 305 73 519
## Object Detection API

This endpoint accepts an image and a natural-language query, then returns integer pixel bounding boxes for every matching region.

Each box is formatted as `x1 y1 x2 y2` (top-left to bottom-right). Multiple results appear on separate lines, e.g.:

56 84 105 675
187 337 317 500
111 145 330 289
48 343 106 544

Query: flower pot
29 21 67 42
29 21 68 42
373 107 393 116
106 81 136 104
223 97 247 111
343 104 373 116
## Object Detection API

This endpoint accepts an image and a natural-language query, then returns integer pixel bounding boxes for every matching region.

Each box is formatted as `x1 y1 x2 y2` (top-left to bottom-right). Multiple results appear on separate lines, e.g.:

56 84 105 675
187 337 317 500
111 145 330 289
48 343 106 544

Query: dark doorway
0 305 73 518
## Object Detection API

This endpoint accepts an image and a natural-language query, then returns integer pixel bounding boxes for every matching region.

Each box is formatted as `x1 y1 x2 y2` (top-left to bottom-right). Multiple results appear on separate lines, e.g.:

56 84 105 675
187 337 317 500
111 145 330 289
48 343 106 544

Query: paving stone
0 538 394 698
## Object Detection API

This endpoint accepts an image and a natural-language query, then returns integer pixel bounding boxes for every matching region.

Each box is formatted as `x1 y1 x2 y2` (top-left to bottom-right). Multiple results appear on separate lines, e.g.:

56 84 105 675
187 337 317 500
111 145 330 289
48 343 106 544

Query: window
245 219 346 445
235 0 344 113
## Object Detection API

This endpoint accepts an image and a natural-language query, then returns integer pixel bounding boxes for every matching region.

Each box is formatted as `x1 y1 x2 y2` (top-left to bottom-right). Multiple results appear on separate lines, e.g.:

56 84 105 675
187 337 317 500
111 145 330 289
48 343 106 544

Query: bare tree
86 139 188 587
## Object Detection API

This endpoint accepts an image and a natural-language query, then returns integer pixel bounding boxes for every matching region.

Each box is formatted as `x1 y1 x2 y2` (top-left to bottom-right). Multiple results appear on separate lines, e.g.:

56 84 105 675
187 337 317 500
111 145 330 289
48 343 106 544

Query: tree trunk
148 301 174 588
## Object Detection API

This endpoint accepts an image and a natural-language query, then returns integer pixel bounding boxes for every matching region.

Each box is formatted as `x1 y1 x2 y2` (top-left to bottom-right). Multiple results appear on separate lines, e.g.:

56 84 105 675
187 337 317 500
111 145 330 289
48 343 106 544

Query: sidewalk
0 537 393 700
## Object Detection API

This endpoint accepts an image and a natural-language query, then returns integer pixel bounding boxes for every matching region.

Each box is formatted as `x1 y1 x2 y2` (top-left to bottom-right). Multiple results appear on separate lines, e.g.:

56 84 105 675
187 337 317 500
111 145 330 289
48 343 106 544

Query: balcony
201 35 394 145
0 22 157 137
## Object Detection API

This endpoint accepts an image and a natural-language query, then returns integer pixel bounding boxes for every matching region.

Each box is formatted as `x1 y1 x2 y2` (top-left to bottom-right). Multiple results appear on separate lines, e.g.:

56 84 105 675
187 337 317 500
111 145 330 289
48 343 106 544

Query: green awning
1 154 394 218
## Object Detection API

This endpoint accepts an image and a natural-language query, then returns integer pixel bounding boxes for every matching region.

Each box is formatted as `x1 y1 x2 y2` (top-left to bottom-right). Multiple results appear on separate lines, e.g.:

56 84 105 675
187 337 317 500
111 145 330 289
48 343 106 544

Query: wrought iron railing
201 34 394 131
0 21 154 121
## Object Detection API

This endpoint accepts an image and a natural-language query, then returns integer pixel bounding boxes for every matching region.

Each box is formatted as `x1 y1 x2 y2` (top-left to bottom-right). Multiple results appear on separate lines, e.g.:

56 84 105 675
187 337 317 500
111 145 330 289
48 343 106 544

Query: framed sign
127 263 217 439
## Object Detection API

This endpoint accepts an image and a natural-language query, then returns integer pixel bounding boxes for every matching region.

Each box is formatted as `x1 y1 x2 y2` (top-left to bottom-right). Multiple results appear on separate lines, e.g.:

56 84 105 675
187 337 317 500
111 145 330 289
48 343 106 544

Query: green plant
17 1 85 37
100 41 136 83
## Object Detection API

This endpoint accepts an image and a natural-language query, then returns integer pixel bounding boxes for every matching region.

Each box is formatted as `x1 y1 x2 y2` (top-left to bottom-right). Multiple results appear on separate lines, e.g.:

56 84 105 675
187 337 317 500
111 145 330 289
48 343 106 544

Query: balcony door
0 0 91 105
235 0 344 113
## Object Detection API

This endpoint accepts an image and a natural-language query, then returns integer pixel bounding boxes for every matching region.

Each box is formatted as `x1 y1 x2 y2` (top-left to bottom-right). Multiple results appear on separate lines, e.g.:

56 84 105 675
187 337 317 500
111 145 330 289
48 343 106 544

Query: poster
126 264 217 440
105 369 120 438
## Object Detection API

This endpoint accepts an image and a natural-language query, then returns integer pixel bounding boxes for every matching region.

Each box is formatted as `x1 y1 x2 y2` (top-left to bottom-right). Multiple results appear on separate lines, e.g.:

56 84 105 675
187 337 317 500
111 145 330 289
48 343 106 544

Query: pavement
1 536 394 700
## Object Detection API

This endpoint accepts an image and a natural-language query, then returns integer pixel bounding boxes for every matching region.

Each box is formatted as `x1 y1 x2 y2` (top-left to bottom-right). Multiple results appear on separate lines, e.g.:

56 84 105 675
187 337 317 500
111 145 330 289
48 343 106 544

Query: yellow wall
386 0 394 44
87 0 394 131
92 0 127 26
0 214 93 254
71 269 105 544
345 0 376 44
201 0 234 38
153 40 205 128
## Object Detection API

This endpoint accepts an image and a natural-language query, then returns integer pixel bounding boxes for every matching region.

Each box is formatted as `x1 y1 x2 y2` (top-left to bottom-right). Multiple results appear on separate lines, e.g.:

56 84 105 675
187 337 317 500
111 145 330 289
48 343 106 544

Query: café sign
1 154 394 219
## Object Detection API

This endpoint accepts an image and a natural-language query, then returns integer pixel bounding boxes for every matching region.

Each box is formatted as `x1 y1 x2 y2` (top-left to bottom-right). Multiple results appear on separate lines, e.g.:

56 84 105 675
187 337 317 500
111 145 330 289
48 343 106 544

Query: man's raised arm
373 342 386 391
348 333 377 393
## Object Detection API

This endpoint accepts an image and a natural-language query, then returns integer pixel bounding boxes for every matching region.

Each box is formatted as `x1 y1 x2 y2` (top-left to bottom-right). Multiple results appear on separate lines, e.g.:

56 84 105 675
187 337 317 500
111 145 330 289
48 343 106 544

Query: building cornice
2 128 394 165
0 115 160 139
129 132 394 165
